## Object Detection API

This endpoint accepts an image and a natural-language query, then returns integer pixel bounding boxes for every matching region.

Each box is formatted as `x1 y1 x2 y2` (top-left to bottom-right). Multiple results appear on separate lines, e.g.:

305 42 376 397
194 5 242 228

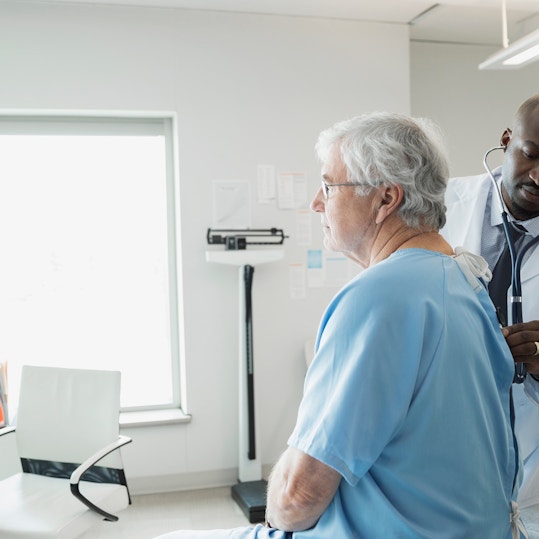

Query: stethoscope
483 146 539 383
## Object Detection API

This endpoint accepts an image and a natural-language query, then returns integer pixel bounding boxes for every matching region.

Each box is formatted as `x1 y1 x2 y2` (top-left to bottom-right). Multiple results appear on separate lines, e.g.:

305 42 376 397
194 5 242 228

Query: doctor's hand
502 321 539 377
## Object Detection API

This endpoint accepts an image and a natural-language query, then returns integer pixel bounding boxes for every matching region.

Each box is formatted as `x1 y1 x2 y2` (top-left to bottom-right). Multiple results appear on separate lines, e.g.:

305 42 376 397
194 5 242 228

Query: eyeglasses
320 179 365 199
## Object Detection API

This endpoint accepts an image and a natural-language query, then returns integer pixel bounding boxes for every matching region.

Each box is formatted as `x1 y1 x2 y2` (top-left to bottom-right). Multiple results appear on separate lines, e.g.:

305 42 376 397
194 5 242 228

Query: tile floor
78 486 539 539
80 487 251 539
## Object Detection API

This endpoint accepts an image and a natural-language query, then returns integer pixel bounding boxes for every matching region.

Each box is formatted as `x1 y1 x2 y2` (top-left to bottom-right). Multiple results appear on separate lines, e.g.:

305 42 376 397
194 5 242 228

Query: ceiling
23 0 539 46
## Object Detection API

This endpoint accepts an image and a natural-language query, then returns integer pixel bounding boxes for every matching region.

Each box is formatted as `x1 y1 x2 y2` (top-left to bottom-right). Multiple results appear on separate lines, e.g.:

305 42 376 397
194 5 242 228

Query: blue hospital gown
156 249 521 539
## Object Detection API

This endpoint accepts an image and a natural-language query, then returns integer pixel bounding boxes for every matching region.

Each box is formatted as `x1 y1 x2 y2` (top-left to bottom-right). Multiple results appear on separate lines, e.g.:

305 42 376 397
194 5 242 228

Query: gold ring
535 342 539 357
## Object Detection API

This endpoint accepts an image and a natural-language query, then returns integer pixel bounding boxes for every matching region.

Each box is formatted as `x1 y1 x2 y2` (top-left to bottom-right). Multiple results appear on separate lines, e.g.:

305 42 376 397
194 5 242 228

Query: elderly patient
156 112 524 538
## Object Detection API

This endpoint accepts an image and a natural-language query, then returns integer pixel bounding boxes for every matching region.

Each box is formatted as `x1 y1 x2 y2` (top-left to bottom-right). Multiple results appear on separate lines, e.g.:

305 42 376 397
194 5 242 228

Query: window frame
0 109 188 418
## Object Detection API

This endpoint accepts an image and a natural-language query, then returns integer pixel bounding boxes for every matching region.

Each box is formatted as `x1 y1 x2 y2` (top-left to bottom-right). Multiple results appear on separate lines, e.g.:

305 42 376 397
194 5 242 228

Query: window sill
120 408 191 428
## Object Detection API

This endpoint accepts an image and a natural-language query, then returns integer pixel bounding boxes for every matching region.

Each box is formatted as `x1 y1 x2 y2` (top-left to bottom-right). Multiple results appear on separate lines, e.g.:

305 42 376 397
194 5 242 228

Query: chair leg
70 483 119 522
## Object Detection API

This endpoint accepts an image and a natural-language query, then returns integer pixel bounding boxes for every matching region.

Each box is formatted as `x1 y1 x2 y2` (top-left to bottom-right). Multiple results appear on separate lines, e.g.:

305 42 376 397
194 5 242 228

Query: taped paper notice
257 165 276 203
289 263 306 300
212 180 251 229
277 172 307 210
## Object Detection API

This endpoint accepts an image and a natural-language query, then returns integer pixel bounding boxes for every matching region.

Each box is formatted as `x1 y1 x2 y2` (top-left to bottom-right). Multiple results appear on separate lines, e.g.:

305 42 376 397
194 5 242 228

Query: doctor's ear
500 128 512 150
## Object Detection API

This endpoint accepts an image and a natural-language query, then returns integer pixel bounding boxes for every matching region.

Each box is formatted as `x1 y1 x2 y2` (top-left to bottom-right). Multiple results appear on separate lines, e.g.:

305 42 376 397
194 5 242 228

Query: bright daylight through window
0 114 183 416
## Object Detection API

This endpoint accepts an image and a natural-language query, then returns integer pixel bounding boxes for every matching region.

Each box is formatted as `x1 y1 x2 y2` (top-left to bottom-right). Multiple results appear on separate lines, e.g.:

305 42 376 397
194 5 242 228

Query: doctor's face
501 105 539 221
310 145 378 267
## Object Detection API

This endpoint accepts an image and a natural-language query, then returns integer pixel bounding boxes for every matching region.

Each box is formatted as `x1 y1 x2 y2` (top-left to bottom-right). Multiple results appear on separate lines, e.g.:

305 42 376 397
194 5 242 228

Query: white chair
0 365 132 538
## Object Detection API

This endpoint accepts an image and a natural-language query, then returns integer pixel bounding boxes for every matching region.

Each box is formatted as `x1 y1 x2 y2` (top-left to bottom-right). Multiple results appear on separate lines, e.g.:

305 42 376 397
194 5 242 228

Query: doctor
441 94 539 508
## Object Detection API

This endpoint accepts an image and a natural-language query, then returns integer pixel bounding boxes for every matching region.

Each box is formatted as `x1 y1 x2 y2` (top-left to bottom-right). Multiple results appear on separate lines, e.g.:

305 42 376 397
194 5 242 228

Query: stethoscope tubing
483 146 539 382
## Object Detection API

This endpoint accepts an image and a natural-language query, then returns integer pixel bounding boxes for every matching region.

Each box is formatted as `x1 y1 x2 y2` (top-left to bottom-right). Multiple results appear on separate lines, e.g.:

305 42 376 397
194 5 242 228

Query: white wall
0 2 410 493
4 0 539 499
411 41 539 177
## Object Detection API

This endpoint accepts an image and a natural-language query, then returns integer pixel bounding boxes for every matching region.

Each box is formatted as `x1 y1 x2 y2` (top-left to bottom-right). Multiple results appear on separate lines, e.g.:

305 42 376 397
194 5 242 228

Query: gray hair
315 112 449 230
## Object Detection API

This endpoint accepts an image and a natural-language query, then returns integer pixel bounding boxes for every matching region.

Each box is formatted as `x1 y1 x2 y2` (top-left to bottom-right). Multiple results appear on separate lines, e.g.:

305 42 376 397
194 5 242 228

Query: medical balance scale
206 227 287 523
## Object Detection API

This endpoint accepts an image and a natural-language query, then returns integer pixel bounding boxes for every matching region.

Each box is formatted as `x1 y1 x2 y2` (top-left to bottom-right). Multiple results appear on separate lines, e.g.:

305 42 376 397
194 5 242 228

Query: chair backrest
15 365 122 472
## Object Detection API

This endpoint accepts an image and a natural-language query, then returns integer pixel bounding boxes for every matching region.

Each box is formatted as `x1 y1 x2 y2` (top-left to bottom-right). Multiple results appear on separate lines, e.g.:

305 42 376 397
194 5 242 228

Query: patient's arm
265 446 341 532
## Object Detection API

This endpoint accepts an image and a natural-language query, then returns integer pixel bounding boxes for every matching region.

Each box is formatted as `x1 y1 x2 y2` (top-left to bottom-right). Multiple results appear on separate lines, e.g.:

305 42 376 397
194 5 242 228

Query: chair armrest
69 434 132 522
0 426 15 437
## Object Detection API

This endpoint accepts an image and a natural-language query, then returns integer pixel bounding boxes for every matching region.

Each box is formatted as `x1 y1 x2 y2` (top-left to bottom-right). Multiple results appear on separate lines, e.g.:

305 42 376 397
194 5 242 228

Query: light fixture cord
502 0 509 48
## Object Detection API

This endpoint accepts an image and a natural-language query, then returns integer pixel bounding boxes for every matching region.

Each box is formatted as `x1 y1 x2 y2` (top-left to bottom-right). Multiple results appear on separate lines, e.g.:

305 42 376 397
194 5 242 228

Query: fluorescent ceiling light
479 28 539 70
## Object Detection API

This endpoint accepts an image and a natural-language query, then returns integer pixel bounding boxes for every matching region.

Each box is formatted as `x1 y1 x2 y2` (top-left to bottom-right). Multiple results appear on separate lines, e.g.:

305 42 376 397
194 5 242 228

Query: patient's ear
375 184 403 224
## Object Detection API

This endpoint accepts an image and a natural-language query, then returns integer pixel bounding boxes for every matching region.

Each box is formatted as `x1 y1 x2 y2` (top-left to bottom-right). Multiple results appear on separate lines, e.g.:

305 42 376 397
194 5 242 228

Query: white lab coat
441 170 539 508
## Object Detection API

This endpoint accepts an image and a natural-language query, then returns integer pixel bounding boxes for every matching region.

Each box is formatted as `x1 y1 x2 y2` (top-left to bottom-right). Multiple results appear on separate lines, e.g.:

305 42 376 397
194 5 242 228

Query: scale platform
231 479 267 523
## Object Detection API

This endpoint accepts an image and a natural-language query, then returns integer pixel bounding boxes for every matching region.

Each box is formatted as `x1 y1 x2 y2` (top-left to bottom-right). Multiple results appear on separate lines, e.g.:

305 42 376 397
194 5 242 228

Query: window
0 113 184 415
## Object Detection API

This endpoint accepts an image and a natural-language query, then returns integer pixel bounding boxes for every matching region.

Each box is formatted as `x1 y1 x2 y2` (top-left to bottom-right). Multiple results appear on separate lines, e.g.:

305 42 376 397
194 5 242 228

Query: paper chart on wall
277 172 307 210
295 210 312 246
212 180 251 229
306 249 324 288
289 263 306 300
256 165 276 203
